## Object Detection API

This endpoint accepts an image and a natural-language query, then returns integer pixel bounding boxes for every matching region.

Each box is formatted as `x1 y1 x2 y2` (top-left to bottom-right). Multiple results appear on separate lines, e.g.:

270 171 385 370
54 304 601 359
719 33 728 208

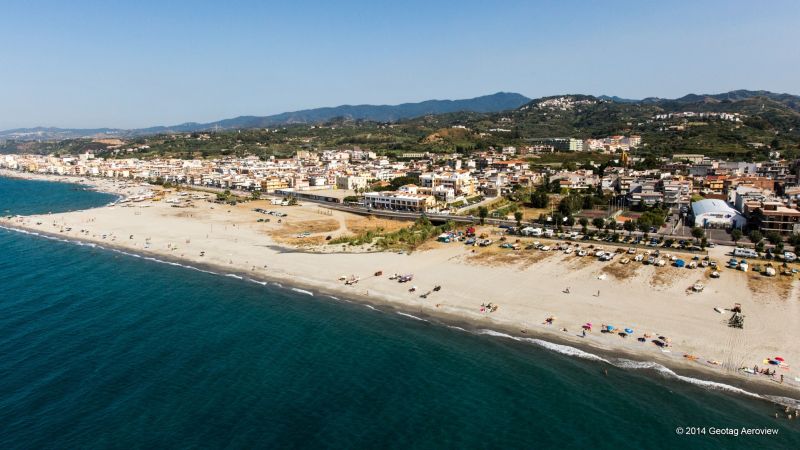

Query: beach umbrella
625 328 634 334
775 357 785 362
606 325 615 331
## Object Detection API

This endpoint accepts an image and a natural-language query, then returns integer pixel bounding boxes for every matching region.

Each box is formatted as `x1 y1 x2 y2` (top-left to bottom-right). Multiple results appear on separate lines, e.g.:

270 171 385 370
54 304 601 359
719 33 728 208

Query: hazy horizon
1 0 799 129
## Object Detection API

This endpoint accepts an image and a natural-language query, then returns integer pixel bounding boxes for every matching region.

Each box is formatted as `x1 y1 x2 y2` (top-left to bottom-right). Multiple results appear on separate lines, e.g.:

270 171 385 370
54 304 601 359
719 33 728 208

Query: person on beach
582 329 586 337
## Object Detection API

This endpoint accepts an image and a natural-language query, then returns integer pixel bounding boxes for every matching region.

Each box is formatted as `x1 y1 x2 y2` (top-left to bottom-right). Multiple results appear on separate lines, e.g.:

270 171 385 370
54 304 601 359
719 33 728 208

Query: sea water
1 176 798 449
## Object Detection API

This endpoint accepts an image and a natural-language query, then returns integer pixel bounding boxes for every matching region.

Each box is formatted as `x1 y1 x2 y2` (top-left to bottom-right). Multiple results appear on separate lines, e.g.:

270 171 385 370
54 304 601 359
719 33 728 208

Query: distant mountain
0 127 126 141
0 92 532 141
597 95 640 103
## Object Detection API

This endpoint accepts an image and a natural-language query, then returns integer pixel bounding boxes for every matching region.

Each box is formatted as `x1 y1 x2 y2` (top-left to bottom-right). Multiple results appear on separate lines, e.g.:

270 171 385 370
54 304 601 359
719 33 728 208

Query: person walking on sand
596 290 600 297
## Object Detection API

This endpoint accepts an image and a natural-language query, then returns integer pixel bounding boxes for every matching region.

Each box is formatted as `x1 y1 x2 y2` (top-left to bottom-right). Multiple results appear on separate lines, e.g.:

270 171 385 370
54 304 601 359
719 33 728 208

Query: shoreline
2 170 800 408
1 219 799 407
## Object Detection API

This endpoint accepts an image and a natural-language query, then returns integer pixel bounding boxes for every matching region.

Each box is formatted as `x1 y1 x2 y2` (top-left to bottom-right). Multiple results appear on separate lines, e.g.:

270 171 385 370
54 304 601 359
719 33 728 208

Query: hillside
0 92 531 141
3 90 799 161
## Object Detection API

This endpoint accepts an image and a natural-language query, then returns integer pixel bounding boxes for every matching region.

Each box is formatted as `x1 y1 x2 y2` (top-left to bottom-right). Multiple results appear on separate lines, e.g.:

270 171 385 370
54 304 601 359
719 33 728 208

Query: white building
690 199 746 229
364 190 435 212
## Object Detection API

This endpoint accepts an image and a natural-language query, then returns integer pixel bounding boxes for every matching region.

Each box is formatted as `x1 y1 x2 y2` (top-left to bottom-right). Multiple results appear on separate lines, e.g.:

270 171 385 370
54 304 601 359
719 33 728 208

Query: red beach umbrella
774 357 785 362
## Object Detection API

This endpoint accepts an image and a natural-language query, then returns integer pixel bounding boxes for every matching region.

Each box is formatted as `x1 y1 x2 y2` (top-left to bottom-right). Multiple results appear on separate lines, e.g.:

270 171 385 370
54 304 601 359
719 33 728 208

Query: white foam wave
291 288 314 296
226 274 244 280
247 278 268 286
364 304 377 311
762 395 800 409
612 358 764 399
478 329 609 363
397 312 428 322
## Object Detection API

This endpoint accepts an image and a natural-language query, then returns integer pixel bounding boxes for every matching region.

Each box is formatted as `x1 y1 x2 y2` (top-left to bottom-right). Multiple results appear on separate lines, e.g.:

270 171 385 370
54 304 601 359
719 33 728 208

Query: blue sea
0 175 798 449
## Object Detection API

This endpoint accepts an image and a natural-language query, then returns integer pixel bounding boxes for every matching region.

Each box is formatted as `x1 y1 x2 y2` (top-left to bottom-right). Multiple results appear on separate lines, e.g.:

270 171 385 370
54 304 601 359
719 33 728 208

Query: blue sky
1 0 798 129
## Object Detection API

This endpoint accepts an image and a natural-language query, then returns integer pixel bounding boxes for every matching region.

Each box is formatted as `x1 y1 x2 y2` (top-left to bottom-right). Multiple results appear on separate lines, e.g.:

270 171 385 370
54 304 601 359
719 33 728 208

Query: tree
251 190 261 200
730 228 743 245
749 230 763 245
514 211 523 227
623 220 636 235
592 217 605 230
579 217 589 234
478 206 489 225
766 231 782 246
691 227 705 243
606 218 617 231
552 212 564 231
287 197 298 206
530 191 549 208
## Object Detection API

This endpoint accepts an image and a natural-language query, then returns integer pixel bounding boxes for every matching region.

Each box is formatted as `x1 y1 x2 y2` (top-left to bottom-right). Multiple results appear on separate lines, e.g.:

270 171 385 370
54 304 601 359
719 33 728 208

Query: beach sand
2 170 800 400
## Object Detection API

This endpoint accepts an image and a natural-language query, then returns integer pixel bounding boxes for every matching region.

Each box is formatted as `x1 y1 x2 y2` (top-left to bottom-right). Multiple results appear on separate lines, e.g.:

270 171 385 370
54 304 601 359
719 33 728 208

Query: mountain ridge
0 92 532 140
3 89 800 143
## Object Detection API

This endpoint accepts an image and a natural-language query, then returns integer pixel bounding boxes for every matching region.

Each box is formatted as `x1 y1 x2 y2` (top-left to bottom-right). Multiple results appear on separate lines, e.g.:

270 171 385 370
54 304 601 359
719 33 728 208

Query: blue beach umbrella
625 328 634 334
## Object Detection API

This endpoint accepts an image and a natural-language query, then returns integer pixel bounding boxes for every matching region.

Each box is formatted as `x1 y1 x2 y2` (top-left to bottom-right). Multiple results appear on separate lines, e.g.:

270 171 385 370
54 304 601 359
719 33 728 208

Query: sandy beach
2 170 800 402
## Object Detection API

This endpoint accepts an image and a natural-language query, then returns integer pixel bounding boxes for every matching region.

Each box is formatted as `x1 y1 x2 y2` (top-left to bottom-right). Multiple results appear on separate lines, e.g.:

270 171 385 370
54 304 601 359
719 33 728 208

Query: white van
784 251 797 262
522 227 543 237
733 247 758 258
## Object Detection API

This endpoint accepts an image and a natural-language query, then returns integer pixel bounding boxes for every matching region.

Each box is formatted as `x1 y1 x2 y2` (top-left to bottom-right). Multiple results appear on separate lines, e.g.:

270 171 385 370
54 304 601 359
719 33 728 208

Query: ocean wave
226 274 244 280
397 312 428 322
247 278 268 286
762 395 800 409
364 304 378 311
613 358 764 399
291 288 314 296
477 330 608 363
478 329 789 401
